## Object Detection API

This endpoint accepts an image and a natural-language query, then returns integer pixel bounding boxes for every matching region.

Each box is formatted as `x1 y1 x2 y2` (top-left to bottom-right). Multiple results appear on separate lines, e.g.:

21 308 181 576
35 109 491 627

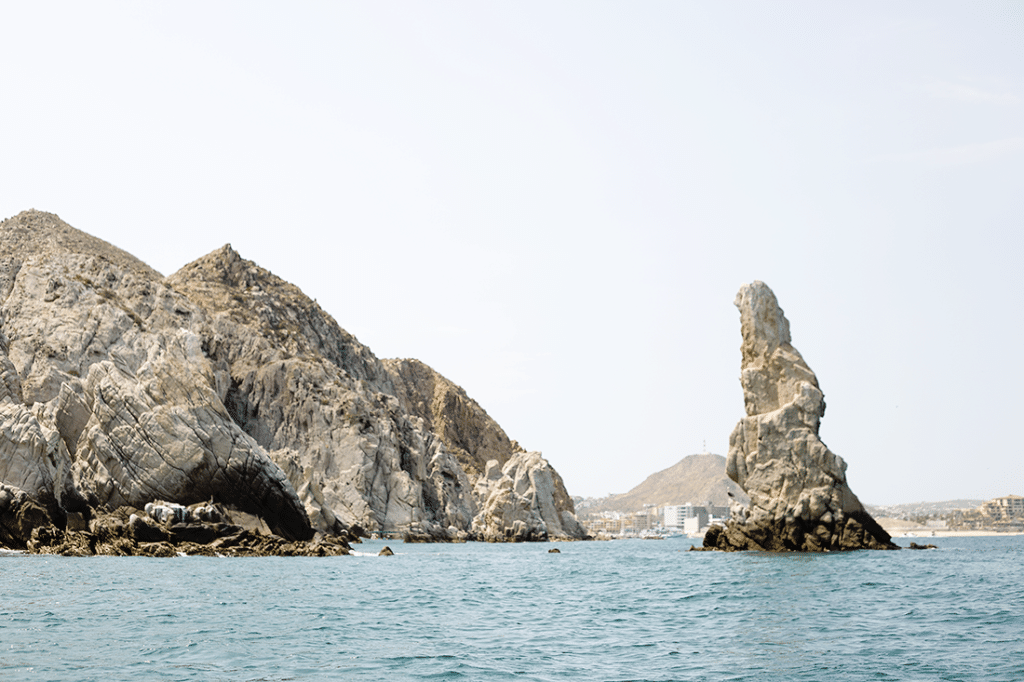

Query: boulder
472 451 589 542
0 483 52 548
707 281 897 551
129 513 170 543
168 522 218 545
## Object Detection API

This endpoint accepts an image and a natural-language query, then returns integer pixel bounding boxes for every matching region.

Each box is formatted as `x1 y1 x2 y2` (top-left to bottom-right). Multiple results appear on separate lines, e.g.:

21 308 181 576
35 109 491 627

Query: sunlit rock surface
705 281 897 551
0 210 586 548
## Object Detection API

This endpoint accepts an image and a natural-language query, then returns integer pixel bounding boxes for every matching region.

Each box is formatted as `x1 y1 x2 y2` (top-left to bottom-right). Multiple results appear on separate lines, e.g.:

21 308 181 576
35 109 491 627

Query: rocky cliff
0 210 587 550
705 281 896 551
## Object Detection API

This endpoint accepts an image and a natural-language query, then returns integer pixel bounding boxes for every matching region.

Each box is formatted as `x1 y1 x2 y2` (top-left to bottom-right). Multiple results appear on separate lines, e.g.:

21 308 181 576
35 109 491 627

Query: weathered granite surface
0 210 587 552
705 281 897 551
385 358 581 540
472 451 587 542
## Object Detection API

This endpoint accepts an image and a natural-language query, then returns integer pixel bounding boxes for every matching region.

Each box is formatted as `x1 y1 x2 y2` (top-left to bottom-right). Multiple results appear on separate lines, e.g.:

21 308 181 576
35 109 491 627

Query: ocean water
1 536 1021 682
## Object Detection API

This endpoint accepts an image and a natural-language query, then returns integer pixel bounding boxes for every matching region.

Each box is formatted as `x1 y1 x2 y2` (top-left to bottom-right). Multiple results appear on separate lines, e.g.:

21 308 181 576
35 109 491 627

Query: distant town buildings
581 493 1024 537
582 506 658 536
580 502 729 538
663 504 707 531
980 494 1024 520
944 494 1024 532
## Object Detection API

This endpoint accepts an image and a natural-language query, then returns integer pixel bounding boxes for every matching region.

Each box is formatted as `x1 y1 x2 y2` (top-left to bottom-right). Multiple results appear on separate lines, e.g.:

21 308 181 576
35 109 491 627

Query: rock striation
471 451 587 542
0 210 588 551
385 357 582 541
704 281 897 551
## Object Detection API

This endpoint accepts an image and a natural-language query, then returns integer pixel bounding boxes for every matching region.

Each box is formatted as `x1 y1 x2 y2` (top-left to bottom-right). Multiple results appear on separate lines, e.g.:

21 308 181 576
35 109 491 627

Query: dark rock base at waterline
703 512 900 552
26 523 351 557
14 507 353 557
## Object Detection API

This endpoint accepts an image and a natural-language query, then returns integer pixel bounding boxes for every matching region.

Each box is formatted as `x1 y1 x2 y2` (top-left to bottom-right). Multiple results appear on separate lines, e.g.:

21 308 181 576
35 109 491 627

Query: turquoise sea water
1 536 1022 681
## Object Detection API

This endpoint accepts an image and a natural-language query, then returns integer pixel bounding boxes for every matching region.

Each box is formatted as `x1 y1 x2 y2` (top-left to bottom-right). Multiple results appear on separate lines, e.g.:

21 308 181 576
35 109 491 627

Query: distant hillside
578 453 748 514
866 500 986 519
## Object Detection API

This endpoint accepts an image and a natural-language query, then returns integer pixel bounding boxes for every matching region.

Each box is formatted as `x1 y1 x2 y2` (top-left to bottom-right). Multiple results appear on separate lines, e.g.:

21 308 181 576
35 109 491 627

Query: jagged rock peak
705 281 897 552
736 280 790 367
174 243 273 292
735 281 820 417
168 244 385 385
0 210 161 280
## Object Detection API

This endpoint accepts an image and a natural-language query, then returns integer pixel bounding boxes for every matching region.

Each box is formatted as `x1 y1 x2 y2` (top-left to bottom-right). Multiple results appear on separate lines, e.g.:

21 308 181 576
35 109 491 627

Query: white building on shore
663 504 708 532
981 494 1024 520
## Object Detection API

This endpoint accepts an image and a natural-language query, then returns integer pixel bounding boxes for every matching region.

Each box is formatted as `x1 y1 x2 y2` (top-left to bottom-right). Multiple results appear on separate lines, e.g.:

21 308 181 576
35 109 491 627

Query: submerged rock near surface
0 210 587 552
705 281 896 552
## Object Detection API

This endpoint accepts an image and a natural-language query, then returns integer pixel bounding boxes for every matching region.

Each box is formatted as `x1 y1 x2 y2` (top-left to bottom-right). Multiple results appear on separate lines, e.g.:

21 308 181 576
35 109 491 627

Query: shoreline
885 529 1023 538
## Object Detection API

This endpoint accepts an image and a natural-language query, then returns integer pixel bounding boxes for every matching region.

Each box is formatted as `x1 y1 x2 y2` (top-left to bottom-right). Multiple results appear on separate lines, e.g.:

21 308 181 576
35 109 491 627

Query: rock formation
26 500 352 557
0 210 588 551
385 357 582 541
471 451 587 542
705 281 897 551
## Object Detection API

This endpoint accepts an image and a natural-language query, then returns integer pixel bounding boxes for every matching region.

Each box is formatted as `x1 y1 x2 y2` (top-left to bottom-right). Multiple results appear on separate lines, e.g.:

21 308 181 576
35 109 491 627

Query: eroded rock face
166 246 482 540
707 281 896 552
384 358 515 478
472 451 588 542
0 212 313 541
384 358 581 538
0 210 586 546
71 330 313 541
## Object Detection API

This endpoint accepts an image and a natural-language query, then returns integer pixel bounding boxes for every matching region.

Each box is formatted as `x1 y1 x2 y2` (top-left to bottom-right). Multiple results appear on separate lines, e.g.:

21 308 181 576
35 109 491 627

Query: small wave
1 536 1019 682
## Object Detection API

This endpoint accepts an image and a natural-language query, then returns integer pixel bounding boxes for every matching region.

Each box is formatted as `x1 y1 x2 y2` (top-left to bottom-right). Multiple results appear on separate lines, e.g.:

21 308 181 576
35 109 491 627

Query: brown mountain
580 453 748 514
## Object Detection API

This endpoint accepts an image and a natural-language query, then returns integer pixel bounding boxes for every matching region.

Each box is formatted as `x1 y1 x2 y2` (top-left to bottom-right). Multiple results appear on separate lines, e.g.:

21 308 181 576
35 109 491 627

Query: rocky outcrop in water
385 358 581 541
0 210 587 551
705 281 897 551
472 451 587 542
26 502 352 557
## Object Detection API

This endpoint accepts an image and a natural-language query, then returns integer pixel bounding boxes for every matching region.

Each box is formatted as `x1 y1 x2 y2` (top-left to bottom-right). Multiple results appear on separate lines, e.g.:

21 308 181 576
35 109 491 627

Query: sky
2 2 1022 505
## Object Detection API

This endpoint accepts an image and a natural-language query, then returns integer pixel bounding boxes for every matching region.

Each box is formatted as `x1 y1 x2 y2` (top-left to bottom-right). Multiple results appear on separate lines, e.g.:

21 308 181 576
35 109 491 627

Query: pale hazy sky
3 2 1022 504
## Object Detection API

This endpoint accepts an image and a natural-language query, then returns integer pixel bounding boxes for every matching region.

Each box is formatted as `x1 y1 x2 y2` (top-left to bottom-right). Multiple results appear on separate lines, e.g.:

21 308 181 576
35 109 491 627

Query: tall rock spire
705 281 897 551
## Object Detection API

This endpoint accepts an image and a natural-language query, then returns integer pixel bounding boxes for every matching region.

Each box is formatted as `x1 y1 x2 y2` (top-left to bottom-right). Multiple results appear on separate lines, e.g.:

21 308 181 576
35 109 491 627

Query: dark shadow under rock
23 506 351 557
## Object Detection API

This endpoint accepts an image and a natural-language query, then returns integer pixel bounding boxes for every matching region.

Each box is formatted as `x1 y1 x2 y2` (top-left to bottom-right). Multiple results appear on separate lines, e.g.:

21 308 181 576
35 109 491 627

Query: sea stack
704 281 897 551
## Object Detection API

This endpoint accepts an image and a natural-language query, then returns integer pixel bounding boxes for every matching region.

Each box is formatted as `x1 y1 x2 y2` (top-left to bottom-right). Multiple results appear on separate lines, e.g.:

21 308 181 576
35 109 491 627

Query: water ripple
0 537 1022 681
